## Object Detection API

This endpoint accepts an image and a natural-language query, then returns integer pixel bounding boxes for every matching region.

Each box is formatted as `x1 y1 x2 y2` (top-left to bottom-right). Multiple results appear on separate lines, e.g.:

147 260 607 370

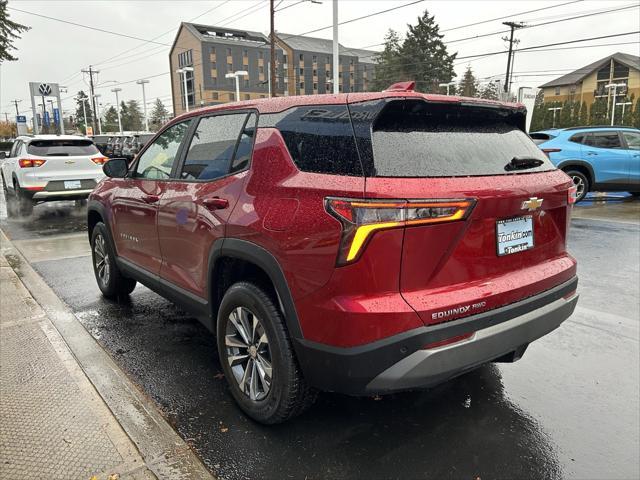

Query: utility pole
111 88 123 134
270 0 277 98
12 100 21 116
332 0 339 95
81 65 100 134
502 22 524 95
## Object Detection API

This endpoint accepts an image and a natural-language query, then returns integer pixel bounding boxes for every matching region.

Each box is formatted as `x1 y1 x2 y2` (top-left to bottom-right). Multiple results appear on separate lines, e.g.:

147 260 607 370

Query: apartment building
540 52 639 107
169 23 377 115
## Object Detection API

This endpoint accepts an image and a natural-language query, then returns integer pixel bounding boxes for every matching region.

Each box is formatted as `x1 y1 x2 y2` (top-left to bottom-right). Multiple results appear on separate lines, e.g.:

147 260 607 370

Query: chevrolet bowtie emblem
64 160 75 164
521 197 543 211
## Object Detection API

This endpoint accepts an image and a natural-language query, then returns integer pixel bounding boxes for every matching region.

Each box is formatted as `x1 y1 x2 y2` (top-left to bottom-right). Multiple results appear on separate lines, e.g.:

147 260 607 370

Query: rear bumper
294 276 578 395
32 189 93 201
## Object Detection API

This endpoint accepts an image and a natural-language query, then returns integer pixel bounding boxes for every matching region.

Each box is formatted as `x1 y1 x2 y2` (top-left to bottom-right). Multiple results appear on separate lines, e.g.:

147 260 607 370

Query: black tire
14 182 34 216
631 192 640 197
2 173 18 218
91 222 137 298
565 170 589 203
217 281 317 424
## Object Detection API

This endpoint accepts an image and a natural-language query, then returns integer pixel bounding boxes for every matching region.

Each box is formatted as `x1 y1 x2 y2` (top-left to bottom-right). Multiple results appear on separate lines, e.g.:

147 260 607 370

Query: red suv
88 83 579 424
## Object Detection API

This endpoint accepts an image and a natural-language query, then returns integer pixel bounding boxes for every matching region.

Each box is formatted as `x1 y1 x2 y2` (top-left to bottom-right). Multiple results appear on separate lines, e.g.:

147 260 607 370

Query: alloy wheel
571 174 585 199
93 234 110 286
225 306 272 401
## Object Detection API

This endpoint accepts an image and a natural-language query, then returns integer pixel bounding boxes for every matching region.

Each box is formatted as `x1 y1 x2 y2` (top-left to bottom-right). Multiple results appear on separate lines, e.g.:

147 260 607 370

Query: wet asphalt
1 191 639 480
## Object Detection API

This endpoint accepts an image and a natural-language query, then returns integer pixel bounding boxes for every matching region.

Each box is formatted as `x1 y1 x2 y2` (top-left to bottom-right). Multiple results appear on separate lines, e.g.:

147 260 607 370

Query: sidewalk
0 231 214 480
0 254 155 479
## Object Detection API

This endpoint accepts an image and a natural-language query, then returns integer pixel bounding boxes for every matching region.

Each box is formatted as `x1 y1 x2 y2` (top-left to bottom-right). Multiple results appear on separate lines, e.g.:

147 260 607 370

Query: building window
313 69 317 76
244 94 250 100
211 61 216 68
555 87 560 95
245 79 249 87
227 48 232 56
230 92 235 101
259 51 263 59
228 63 233 71
313 82 318 90
259 65 264 74
312 55 317 63
326 70 330 78
326 83 330 90
299 67 304 75
570 84 576 94
300 82 304 89
283 54 287 63
243 49 248 57
299 54 304 61
349 59 353 66
212 92 219 100
211 47 216 55
178 49 193 68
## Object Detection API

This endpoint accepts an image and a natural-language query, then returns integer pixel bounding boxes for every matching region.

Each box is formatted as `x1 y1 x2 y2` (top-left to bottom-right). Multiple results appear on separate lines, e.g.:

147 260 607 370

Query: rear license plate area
63 180 82 190
496 215 534 256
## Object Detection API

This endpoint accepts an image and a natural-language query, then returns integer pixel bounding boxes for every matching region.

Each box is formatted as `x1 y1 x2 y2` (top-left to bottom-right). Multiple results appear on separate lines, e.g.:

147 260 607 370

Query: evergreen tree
558 100 572 128
103 106 119 132
577 101 589 126
529 90 546 132
149 98 169 131
589 97 609 125
619 94 634 126
119 100 128 130
632 96 640 128
478 81 500 101
1 0 30 62
74 91 93 134
372 29 403 91
126 100 143 131
398 10 457 92
457 66 478 97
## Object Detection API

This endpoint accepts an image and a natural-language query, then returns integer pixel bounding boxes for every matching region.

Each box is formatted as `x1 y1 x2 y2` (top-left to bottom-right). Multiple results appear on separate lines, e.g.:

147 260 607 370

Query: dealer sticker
496 216 534 256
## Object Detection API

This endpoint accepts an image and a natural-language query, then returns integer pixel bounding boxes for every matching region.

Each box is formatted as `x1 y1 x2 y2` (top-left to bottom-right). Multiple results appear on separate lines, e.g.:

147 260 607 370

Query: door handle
202 197 229 210
586 151 598 155
142 194 160 204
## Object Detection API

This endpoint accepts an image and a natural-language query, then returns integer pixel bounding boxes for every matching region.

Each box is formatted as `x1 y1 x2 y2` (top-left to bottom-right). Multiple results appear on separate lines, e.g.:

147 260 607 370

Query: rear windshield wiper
505 156 544 171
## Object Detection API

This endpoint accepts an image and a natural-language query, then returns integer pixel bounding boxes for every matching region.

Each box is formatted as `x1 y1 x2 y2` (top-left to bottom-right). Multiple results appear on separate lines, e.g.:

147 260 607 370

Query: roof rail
384 81 416 92
563 125 639 131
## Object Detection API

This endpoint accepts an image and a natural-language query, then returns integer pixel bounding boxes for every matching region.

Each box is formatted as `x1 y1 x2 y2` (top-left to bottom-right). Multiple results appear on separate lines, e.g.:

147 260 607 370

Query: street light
604 83 627 126
111 88 123 134
136 79 150 132
225 70 249 102
176 67 194 112
93 94 102 134
548 106 562 128
439 81 456 96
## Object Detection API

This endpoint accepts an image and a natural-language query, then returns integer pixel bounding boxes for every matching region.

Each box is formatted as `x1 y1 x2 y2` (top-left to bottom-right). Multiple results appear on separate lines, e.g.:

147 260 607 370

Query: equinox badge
521 197 543 212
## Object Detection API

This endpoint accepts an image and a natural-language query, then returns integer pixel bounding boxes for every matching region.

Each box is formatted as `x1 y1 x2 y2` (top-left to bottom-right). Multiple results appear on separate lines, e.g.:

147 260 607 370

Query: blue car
530 126 640 202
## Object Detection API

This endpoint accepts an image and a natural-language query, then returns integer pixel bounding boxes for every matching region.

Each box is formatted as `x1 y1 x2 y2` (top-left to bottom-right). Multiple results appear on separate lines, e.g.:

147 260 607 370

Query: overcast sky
1 0 638 121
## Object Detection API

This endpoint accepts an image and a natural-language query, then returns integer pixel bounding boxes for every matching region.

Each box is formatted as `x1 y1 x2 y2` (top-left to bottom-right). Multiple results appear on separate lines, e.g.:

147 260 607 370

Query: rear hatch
26 138 106 185
350 97 576 326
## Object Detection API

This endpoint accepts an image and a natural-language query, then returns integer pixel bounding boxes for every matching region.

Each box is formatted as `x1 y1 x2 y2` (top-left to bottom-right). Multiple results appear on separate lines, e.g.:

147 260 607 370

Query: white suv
1 135 108 216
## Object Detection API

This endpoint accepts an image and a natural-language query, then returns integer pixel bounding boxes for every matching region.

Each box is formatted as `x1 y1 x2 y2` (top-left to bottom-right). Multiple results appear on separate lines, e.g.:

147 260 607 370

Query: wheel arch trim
556 160 595 183
208 238 304 340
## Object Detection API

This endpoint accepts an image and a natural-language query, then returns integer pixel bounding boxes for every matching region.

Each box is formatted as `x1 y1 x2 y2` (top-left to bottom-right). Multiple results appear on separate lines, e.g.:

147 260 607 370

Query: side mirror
103 158 129 178
0 152 6 160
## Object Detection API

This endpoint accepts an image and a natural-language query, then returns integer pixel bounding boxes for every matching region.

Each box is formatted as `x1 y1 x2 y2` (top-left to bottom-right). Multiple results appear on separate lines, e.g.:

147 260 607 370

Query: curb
0 229 215 480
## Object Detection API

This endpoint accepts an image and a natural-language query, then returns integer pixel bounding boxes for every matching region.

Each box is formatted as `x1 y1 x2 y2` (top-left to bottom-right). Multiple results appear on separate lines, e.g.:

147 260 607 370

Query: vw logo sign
38 83 52 95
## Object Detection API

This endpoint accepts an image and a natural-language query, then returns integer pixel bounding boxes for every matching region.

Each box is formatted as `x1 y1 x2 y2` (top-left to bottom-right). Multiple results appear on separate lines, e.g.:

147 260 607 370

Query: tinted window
180 113 247 180
584 132 622 149
134 121 189 179
259 105 362 175
529 132 556 145
230 113 257 173
369 100 552 177
27 139 99 156
569 133 586 144
9 140 21 158
622 131 640 150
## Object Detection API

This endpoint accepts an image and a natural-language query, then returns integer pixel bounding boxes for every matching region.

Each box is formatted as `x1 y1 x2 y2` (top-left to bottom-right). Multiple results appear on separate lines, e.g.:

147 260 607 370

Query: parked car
88 85 579 424
91 135 111 155
104 136 119 157
530 126 640 202
121 133 155 160
1 135 108 215
112 136 126 158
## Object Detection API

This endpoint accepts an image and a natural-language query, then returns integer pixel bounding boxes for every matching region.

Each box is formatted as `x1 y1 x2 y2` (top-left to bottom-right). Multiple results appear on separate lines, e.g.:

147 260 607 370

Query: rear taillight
325 197 476 265
568 185 578 205
18 158 46 168
91 157 109 165
542 148 561 158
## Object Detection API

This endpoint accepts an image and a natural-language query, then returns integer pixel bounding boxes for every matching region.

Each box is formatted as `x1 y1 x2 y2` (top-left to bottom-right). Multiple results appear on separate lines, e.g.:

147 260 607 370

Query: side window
259 105 362 176
180 113 247 181
230 113 257 174
134 121 189 179
569 133 585 144
622 131 640 150
584 132 622 149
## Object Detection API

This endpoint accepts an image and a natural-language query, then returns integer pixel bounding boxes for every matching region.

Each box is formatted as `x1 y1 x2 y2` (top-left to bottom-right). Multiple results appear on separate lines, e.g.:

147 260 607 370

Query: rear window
369 100 553 177
27 139 99 156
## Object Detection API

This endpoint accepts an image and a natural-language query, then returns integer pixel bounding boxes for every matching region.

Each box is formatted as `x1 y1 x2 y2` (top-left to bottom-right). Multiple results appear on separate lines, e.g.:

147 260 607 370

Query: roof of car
171 91 524 123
